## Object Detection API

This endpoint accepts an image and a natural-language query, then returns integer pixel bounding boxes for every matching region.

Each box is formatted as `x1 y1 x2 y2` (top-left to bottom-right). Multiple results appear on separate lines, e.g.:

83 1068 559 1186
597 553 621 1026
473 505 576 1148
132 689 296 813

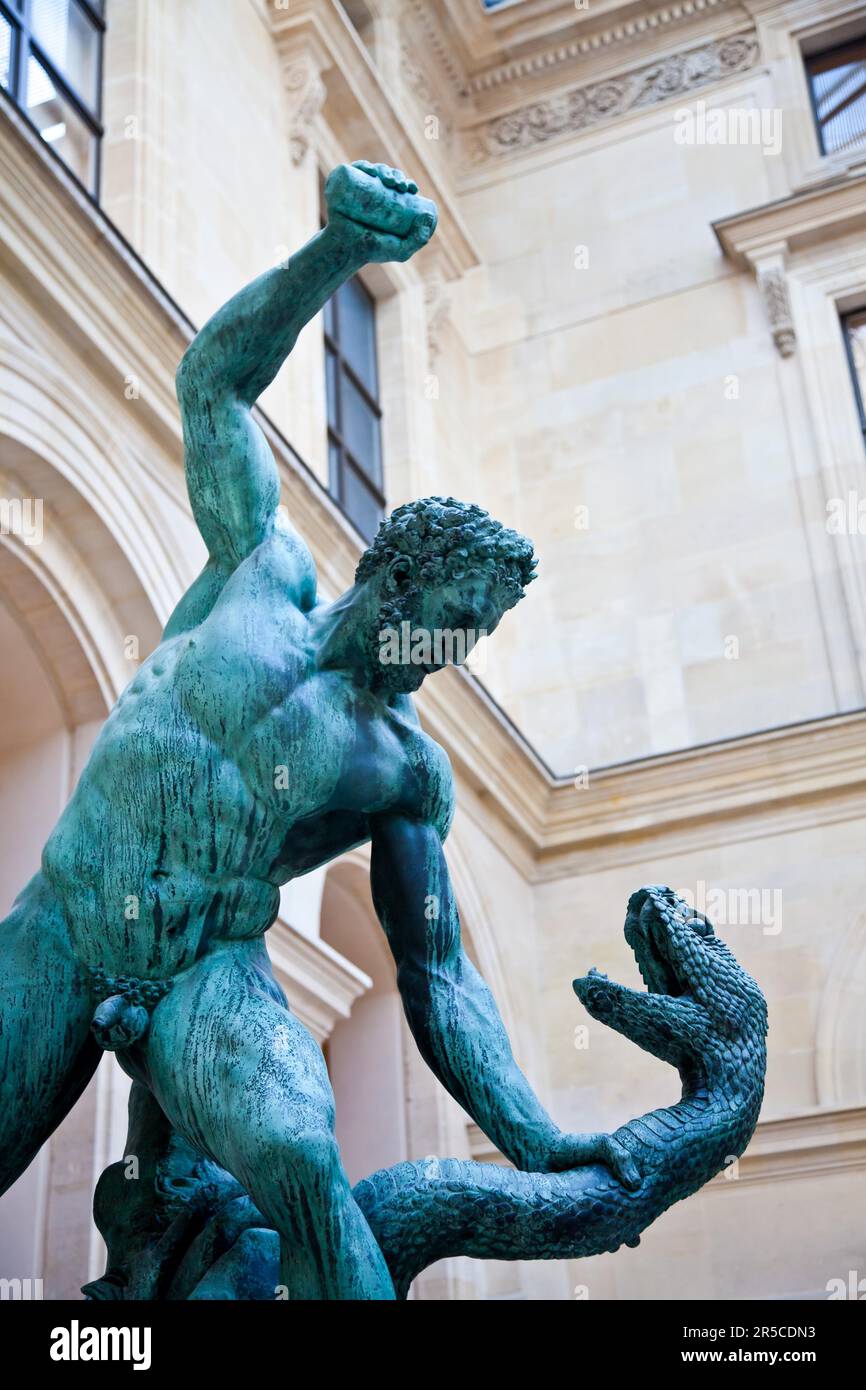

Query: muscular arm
173 161 437 578
175 228 358 571
370 814 639 1184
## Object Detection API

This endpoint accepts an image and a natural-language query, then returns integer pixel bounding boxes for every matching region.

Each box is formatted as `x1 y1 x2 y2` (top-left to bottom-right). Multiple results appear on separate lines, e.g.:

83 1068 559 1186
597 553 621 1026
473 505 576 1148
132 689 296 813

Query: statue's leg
144 938 395 1301
0 874 100 1194
86 1080 279 1300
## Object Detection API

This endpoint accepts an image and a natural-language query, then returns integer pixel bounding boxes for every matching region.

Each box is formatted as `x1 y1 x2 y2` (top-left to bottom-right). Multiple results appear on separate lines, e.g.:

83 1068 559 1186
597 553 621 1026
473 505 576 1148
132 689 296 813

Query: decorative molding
536 707 866 877
400 42 454 145
409 0 748 100
0 526 109 726
713 173 866 356
711 1106 866 1186
757 262 797 357
468 32 760 160
461 0 742 95
713 171 866 266
405 0 467 97
283 50 329 167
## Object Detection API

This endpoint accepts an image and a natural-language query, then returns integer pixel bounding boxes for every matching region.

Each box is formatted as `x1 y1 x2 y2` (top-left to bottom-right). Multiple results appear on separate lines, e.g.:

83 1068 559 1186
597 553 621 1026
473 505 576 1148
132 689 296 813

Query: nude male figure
0 162 637 1300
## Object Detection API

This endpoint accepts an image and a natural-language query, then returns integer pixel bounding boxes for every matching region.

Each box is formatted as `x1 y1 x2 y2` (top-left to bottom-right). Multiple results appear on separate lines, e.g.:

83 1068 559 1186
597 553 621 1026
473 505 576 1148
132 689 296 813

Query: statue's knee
258 1125 341 1191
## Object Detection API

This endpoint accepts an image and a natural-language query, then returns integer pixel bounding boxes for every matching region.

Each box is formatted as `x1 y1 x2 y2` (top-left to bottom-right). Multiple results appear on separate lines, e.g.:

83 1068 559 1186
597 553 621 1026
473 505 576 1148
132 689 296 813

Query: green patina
0 163 767 1300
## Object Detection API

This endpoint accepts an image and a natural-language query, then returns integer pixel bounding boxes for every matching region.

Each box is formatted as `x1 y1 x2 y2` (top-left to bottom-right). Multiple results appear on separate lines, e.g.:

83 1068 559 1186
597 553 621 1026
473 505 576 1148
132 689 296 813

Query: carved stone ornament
284 56 327 168
472 33 760 160
756 265 797 358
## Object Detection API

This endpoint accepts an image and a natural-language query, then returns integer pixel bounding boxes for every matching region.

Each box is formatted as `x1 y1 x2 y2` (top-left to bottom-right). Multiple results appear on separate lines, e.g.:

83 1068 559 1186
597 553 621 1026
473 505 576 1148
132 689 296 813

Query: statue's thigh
144 941 337 1173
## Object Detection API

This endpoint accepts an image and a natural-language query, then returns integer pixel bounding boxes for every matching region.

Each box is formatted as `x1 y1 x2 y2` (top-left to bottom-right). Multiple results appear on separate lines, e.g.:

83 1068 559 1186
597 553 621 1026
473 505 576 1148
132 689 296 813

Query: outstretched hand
324 160 438 264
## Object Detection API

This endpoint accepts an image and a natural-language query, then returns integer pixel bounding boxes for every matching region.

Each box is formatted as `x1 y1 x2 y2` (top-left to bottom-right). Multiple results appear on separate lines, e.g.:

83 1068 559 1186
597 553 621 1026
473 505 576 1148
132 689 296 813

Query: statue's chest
235 674 418 829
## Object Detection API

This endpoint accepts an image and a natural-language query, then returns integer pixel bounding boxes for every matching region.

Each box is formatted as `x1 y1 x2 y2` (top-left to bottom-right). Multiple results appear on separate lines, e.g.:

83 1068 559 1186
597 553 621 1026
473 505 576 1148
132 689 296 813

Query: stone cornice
427 662 866 876
537 709 866 877
411 0 751 96
462 0 747 95
713 173 866 356
713 170 866 267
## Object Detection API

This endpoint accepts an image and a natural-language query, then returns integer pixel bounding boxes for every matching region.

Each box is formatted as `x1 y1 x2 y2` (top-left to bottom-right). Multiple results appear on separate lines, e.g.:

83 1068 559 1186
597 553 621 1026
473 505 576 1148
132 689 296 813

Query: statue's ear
385 555 413 592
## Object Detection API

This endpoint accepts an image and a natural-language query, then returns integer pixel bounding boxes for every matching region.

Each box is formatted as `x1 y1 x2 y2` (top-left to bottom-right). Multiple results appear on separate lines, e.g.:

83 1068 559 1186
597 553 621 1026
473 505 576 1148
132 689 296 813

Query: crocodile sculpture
84 885 767 1300
356 884 767 1297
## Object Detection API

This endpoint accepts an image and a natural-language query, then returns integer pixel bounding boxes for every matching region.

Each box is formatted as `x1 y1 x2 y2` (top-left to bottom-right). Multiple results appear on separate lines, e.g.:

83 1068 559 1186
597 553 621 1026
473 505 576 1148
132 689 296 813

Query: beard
367 596 439 695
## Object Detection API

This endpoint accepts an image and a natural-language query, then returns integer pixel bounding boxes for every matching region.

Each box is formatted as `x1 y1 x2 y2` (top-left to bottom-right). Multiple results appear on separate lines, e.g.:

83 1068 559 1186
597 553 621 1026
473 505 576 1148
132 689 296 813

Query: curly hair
355 496 537 610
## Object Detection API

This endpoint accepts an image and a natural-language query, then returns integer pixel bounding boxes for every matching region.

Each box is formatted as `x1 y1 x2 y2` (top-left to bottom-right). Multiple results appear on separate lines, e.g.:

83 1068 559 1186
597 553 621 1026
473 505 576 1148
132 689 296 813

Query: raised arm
173 161 437 574
370 813 640 1186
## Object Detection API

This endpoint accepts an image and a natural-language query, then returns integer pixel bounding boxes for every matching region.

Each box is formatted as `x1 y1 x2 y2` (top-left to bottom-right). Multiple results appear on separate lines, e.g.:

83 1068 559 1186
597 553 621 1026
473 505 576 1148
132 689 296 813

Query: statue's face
374 572 507 694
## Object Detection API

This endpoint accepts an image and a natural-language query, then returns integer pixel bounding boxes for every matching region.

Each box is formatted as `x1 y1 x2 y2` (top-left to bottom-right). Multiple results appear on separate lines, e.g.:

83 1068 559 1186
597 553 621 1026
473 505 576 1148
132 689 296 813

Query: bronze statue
0 163 766 1299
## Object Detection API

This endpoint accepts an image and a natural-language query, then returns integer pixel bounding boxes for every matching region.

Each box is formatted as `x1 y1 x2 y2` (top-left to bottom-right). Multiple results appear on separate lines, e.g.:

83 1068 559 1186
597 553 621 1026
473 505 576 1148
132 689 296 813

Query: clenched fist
324 160 438 264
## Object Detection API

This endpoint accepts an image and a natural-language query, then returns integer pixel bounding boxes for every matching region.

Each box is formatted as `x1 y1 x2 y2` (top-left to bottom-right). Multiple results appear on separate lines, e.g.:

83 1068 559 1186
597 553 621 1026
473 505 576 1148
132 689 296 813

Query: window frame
804 35 866 158
323 275 386 542
0 0 105 198
842 308 866 448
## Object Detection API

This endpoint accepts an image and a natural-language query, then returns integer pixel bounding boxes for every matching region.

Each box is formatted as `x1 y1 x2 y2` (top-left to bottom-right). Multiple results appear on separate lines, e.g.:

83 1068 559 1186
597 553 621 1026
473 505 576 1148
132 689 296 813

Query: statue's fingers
374 162 402 189
414 207 437 240
602 1136 642 1192
391 210 437 262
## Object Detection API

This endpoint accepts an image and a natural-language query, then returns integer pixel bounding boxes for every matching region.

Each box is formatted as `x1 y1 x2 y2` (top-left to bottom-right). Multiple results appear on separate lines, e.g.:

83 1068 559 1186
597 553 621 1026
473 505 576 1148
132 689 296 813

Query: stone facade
0 0 864 1300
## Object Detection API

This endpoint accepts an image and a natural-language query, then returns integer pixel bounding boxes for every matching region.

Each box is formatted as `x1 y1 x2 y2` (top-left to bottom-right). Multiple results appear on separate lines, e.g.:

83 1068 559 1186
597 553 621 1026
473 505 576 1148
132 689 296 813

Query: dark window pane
807 41 866 155
328 439 342 496
32 0 100 112
342 462 384 543
336 277 378 396
341 371 381 486
325 347 339 431
324 272 383 534
0 16 12 90
845 312 866 435
26 54 95 186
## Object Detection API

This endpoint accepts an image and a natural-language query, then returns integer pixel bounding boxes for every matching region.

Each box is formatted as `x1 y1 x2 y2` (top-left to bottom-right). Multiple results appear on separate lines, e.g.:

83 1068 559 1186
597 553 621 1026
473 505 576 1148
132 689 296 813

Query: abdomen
41 679 282 978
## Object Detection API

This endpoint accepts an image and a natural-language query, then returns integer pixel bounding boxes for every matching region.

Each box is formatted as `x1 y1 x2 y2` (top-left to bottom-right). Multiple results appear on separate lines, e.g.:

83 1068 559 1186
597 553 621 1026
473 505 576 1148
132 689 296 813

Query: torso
41 531 453 979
